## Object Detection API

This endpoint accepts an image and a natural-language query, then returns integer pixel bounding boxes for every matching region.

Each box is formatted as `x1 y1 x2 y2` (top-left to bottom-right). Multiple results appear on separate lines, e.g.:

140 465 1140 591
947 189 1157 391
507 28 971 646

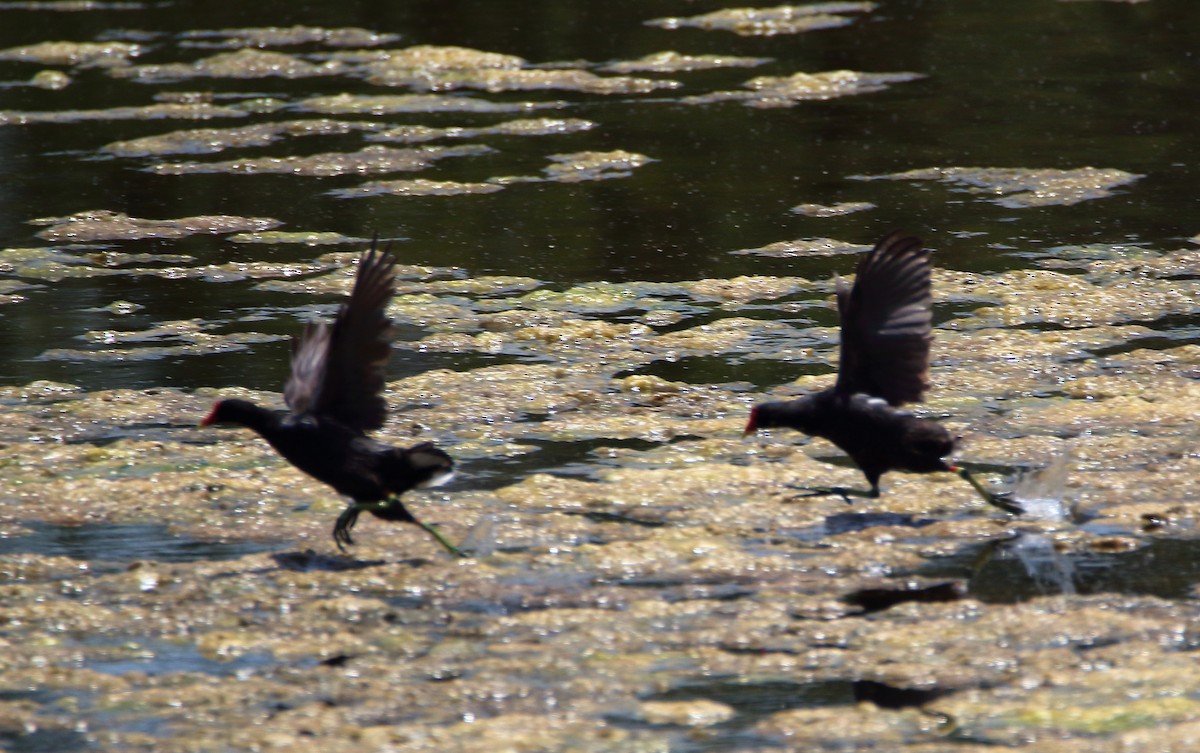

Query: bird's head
744 406 763 436
200 398 262 428
745 399 813 436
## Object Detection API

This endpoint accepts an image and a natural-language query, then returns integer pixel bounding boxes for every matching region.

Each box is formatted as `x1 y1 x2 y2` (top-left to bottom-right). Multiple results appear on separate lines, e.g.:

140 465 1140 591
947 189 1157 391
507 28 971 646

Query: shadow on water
457 436 684 491
917 534 1200 603
0 521 282 567
782 511 939 544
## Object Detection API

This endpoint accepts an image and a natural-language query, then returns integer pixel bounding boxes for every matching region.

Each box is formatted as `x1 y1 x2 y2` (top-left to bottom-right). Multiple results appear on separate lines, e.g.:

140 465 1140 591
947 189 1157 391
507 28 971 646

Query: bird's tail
385 441 455 492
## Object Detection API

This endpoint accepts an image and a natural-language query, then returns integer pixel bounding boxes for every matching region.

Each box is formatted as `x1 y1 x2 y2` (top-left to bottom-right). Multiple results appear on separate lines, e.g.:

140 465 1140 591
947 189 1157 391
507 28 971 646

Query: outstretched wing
284 242 397 430
834 231 933 405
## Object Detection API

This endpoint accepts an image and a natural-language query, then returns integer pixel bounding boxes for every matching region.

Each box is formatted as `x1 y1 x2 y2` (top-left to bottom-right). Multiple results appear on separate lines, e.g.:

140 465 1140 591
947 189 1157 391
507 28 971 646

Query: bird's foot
785 485 880 504
416 519 467 559
954 467 1024 515
333 505 361 553
375 495 467 559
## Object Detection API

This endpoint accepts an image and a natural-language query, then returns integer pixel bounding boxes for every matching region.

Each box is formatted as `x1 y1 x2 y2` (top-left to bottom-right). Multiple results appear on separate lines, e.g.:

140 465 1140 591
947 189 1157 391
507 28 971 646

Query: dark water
1 0 1197 392
920 534 1200 604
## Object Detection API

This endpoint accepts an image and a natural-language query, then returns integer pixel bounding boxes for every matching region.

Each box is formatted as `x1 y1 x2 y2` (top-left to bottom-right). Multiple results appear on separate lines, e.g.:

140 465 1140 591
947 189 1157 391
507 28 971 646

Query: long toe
989 491 1025 515
333 507 360 552
415 519 466 559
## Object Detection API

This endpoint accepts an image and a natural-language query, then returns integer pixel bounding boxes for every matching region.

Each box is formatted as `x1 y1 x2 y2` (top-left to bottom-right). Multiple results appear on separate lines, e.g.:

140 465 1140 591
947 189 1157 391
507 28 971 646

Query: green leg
340 496 466 559
333 505 361 553
955 467 1024 515
414 518 466 559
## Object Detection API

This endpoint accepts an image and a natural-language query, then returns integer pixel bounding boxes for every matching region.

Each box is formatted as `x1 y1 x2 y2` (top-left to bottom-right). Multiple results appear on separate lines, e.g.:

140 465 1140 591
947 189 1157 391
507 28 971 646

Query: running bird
201 243 463 554
744 231 1019 512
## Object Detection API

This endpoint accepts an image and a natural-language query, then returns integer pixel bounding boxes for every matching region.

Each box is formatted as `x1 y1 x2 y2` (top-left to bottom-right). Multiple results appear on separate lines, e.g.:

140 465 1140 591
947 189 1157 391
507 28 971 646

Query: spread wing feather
834 231 933 405
284 242 397 430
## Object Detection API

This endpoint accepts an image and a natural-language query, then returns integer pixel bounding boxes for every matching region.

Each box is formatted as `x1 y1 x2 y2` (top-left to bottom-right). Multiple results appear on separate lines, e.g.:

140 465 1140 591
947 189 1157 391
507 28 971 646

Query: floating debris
636 699 737 726
88 300 144 314
648 2 878 36
226 230 362 245
363 44 679 94
0 39 142 65
861 166 1143 208
152 143 494 177
367 117 595 144
103 118 391 157
40 331 284 361
601 50 771 73
731 237 866 257
30 210 281 242
791 201 875 217
112 48 348 82
27 69 70 89
0 278 39 304
684 69 922 107
492 150 655 184
943 267 1199 328
0 101 249 125
295 92 566 115
333 178 506 198
178 25 401 49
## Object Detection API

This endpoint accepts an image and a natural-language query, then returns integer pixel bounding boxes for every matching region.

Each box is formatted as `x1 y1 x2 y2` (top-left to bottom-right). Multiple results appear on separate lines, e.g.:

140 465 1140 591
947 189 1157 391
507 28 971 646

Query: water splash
1002 532 1079 596
1005 445 1075 522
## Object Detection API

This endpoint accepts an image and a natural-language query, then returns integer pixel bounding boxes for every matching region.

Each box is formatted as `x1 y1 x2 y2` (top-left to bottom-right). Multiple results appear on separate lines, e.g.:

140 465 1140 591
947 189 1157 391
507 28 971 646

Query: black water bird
744 231 1018 513
201 243 463 554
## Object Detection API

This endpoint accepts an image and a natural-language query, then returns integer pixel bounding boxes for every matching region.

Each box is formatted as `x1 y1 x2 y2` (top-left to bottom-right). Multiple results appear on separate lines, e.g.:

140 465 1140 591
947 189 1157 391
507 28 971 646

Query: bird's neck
226 401 284 436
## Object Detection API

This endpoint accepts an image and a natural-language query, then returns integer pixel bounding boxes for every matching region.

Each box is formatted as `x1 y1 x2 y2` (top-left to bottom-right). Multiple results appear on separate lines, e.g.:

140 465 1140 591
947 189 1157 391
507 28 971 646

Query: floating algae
601 51 771 73
294 92 566 115
152 143 494 177
488 150 657 186
861 166 1143 208
110 48 348 82
647 2 878 36
30 210 281 242
366 117 595 144
177 25 401 49
790 201 876 218
0 39 142 65
732 237 867 258
333 178 505 198
360 44 679 94
683 69 922 107
102 118 394 157
0 101 250 125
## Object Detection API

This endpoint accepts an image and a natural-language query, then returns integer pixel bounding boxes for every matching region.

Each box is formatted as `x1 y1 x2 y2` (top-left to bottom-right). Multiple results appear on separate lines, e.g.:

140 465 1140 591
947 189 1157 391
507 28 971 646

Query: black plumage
745 231 1017 511
201 244 463 554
